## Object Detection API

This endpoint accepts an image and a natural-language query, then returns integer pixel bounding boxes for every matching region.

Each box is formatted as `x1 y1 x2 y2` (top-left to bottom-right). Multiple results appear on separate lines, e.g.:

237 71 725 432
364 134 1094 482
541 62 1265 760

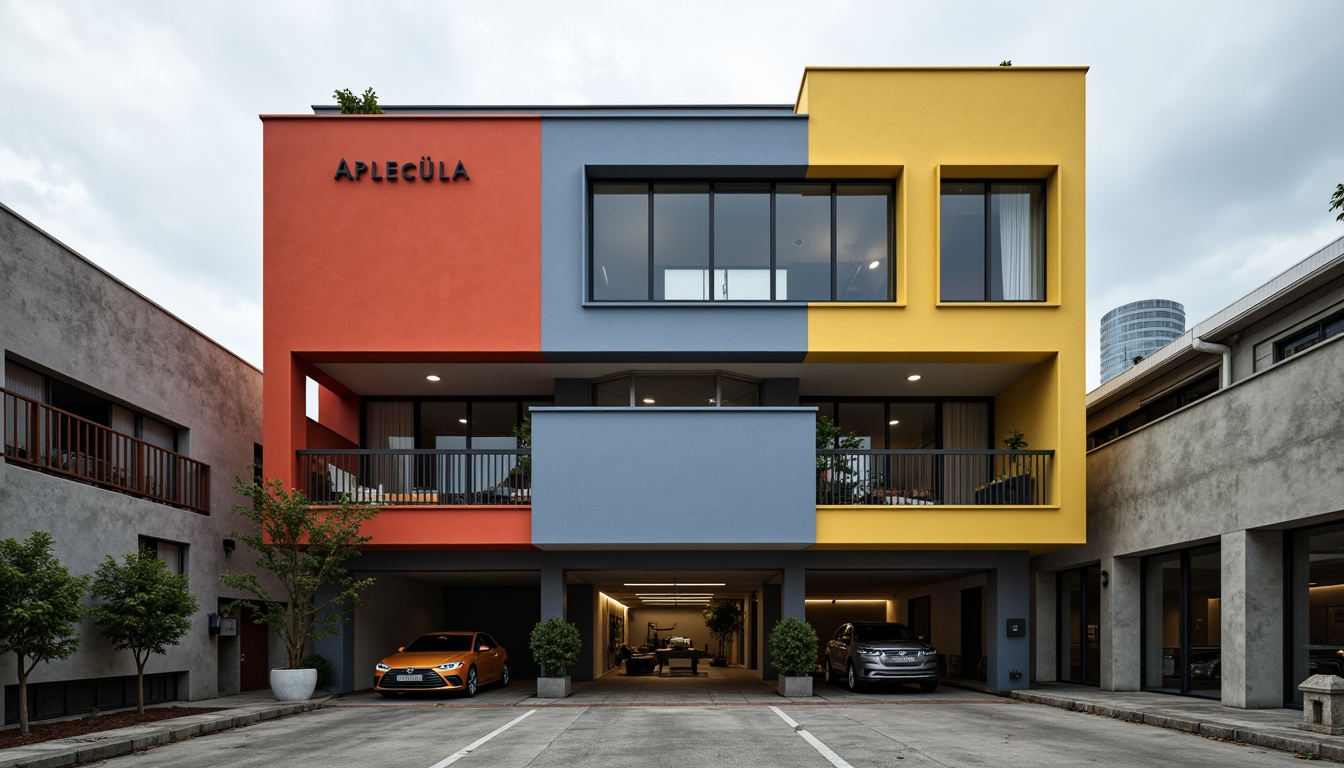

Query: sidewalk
0 691 327 768
1011 682 1344 761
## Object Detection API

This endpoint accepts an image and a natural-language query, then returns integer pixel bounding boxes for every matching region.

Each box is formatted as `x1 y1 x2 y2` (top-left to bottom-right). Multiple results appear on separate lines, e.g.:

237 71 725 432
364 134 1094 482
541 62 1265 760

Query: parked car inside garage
823 621 940 692
374 631 509 697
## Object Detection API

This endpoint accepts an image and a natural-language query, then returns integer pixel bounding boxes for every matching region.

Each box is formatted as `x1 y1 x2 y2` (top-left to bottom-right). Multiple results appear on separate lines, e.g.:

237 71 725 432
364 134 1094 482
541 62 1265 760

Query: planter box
270 668 318 702
778 675 813 698
974 474 1035 505
536 675 572 698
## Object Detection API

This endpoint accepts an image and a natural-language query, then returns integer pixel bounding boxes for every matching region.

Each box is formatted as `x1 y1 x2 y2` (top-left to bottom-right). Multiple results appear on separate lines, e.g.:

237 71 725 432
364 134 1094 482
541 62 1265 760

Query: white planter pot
778 675 813 698
536 676 572 698
270 668 318 702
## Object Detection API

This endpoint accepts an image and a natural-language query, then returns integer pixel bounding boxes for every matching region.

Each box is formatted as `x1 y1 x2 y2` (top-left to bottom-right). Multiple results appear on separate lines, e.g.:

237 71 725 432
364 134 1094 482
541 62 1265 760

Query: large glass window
1142 544 1221 698
591 181 893 302
1288 522 1344 706
590 372 761 407
940 181 1045 302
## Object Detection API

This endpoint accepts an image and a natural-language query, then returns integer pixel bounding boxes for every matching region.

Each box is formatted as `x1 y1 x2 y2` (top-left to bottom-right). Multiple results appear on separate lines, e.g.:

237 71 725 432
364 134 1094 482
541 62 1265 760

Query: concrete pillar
782 559 806 620
1032 571 1057 683
762 583 781 680
1101 555 1141 691
540 562 565 621
313 581 357 694
567 583 595 681
1222 529 1284 708
986 552 1030 691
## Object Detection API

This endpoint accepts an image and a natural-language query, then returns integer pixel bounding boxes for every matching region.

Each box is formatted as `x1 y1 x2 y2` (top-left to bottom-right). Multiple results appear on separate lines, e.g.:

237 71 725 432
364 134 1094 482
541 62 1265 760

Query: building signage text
334 157 470 183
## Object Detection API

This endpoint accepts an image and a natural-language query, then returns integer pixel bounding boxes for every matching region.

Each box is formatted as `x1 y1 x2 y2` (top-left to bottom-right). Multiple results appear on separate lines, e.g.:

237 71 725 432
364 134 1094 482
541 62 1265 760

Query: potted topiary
530 615 582 698
702 599 743 667
769 616 819 698
221 477 378 701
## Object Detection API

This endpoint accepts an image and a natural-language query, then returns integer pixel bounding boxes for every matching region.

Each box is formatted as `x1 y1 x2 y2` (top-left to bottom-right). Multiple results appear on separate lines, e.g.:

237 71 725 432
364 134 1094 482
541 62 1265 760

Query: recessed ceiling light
426 375 441 382
889 420 900 425
868 260 880 270
624 582 726 587
458 418 468 424
642 397 656 404
907 374 921 382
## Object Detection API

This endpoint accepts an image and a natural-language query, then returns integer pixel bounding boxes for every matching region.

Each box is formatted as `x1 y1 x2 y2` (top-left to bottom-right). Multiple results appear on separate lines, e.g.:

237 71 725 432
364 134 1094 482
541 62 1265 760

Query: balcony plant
221 477 378 701
702 599 744 667
530 615 582 698
816 415 866 504
769 616 818 698
508 416 532 490
975 429 1034 504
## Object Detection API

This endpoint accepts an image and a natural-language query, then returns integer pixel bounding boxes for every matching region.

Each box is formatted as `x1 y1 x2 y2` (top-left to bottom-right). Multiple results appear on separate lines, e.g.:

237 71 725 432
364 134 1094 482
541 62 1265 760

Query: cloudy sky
1 1 1341 389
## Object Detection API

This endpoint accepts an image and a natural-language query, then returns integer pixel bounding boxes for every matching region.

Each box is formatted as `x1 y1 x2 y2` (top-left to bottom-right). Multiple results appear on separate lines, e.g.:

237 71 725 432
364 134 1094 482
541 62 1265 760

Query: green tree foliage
816 414 865 503
0 531 88 735
701 599 744 662
999 60 1013 66
1331 183 1344 223
768 616 819 677
221 477 378 670
90 550 198 713
529 616 582 677
334 87 384 114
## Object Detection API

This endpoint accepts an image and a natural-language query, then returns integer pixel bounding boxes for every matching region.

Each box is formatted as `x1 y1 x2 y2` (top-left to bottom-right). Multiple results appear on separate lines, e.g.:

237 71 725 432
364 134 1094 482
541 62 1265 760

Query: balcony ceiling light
426 374 441 382
907 374 921 382
868 260 880 270
889 420 900 425
458 418 468 424
642 397 656 404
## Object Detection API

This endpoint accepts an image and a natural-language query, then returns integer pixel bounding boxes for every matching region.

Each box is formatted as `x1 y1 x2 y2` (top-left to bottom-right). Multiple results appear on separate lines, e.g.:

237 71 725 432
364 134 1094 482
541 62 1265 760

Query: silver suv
822 621 940 692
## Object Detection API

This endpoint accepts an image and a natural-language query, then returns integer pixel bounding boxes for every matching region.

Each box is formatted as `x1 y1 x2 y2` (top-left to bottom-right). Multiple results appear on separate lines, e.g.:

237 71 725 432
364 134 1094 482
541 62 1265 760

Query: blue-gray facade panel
540 116 811 359
530 407 816 547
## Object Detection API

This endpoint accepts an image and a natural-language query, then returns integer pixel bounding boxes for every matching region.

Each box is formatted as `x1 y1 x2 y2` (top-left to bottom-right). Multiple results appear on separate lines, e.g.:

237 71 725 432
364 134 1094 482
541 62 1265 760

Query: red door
239 608 270 692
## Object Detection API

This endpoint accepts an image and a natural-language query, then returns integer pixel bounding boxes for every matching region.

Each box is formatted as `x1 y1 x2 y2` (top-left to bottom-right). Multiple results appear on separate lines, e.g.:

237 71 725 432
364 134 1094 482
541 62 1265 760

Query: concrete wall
0 203 265 702
531 407 816 547
349 574 443 692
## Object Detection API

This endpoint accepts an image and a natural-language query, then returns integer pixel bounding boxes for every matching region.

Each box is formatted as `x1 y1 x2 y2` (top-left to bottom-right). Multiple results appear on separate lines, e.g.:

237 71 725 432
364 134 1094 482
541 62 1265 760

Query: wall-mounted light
1101 570 1109 588
222 538 236 557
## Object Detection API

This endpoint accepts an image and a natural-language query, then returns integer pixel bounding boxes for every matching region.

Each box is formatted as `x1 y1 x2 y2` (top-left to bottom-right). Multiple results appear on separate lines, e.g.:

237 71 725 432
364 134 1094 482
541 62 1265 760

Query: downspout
1192 337 1232 388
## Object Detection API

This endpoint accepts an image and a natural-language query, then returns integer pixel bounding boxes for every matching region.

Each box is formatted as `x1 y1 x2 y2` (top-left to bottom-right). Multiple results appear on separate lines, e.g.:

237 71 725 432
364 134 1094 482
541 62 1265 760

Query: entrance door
238 608 269 692
908 595 932 643
960 587 983 680
1058 566 1101 685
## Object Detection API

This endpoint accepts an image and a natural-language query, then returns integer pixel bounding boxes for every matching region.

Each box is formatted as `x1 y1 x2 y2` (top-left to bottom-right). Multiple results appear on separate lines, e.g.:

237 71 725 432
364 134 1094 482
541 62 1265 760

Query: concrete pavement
4 670 1344 766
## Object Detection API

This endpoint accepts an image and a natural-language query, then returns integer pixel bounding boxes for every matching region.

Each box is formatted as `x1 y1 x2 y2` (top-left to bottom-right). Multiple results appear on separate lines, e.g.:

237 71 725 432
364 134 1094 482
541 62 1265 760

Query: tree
701 599 744 665
1331 183 1344 223
0 531 88 735
816 414 865 503
221 477 378 670
529 616 582 677
334 87 384 115
90 550 198 713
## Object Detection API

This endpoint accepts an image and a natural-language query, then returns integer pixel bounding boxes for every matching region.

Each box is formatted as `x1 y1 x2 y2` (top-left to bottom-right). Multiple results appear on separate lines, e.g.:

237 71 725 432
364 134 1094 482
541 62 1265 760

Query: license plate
885 654 918 663
396 674 422 682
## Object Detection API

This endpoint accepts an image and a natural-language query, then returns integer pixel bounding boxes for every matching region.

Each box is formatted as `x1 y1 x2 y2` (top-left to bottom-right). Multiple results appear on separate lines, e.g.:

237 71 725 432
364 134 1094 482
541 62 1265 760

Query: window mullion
983 186 992 303
647 186 655 301
830 183 838 302
769 185 777 301
708 185 716 301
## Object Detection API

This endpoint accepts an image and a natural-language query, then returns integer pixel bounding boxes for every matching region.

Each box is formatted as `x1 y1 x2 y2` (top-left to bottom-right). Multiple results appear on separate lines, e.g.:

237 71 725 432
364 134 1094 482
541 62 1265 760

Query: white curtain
996 186 1041 300
4 361 45 457
365 402 413 493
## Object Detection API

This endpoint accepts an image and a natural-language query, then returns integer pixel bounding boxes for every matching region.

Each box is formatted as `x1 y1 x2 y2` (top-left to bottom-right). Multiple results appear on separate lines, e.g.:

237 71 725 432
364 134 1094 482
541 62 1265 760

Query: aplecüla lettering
334 157 470 183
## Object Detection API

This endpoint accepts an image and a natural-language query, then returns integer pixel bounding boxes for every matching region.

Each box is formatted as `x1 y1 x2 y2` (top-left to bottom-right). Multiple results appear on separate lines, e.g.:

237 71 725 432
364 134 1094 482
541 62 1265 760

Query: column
986 552 1030 691
313 581 356 694
540 562 565 621
1032 571 1057 683
1101 555 1141 691
1222 529 1284 708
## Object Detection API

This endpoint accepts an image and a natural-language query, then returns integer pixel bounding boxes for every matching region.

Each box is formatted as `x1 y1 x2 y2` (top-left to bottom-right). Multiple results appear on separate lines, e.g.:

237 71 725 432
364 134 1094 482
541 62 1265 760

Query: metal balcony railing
2 388 210 514
816 449 1053 505
297 449 531 506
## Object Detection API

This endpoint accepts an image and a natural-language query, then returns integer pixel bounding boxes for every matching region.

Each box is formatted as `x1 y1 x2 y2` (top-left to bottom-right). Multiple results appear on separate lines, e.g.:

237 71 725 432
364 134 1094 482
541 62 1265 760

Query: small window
940 181 1045 302
139 536 186 576
1276 310 1344 362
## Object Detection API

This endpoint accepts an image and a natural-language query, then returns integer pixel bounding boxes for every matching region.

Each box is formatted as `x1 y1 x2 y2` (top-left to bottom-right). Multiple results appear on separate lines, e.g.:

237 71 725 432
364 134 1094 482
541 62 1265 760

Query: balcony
817 449 1053 506
297 449 531 506
2 389 210 514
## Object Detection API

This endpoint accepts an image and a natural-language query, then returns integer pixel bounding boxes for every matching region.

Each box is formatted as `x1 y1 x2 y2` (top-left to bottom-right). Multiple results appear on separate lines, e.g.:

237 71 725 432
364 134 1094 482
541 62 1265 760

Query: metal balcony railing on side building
2 388 210 514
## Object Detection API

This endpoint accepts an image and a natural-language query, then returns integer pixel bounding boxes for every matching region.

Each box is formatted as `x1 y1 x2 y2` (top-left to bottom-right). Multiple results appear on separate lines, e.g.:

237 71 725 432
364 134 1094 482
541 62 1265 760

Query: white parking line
769 706 854 768
428 709 537 768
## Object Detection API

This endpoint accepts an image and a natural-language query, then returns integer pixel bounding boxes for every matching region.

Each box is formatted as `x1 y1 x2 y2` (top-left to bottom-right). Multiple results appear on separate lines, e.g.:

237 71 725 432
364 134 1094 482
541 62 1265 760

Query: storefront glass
1287 522 1344 707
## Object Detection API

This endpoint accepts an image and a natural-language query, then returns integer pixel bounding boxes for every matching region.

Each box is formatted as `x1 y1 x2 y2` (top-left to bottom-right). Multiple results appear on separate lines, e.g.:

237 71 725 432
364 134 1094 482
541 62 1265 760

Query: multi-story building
1099 299 1185 383
262 66 1088 693
1034 235 1344 708
1 203 269 725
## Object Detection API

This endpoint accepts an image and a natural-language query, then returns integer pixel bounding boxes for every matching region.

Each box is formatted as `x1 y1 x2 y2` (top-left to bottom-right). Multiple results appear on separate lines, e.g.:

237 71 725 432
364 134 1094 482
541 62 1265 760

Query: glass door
1058 565 1101 685
1143 545 1221 698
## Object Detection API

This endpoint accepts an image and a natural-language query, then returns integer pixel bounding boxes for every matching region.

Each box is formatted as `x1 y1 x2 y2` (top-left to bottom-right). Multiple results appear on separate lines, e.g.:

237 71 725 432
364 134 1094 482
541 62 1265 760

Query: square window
940 181 1044 302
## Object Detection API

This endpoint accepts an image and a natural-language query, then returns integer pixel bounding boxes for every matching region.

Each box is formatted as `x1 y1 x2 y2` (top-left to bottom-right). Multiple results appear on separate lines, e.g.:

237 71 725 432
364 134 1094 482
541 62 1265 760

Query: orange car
374 631 509 697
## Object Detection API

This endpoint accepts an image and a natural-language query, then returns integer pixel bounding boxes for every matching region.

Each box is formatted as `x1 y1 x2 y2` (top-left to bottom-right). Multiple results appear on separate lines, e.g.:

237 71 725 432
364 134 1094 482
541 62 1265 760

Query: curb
1010 690 1341 761
0 700 326 768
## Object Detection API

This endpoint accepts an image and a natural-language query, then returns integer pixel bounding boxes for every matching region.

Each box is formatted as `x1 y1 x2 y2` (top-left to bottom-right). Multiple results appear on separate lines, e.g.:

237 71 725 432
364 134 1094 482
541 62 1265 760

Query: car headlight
437 662 463 670
920 649 938 656
376 663 390 671
857 647 881 656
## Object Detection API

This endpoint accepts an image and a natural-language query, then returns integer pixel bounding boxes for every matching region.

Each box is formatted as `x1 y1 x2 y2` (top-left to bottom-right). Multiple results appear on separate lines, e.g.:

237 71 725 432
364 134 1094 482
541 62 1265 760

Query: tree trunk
137 657 146 714
17 655 29 736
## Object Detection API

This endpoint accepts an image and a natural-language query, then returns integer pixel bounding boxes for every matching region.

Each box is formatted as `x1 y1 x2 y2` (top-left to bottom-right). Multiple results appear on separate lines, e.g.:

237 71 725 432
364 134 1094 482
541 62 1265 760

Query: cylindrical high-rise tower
1100 299 1186 383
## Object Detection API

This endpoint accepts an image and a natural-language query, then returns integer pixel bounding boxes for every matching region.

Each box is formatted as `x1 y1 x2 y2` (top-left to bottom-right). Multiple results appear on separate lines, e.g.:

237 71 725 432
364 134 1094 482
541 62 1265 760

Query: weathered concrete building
1033 235 1344 708
1 203 271 725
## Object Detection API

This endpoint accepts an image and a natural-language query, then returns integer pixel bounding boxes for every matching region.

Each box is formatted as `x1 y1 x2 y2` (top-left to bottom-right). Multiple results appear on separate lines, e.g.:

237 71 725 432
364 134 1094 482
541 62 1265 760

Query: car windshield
404 634 473 653
854 624 916 643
